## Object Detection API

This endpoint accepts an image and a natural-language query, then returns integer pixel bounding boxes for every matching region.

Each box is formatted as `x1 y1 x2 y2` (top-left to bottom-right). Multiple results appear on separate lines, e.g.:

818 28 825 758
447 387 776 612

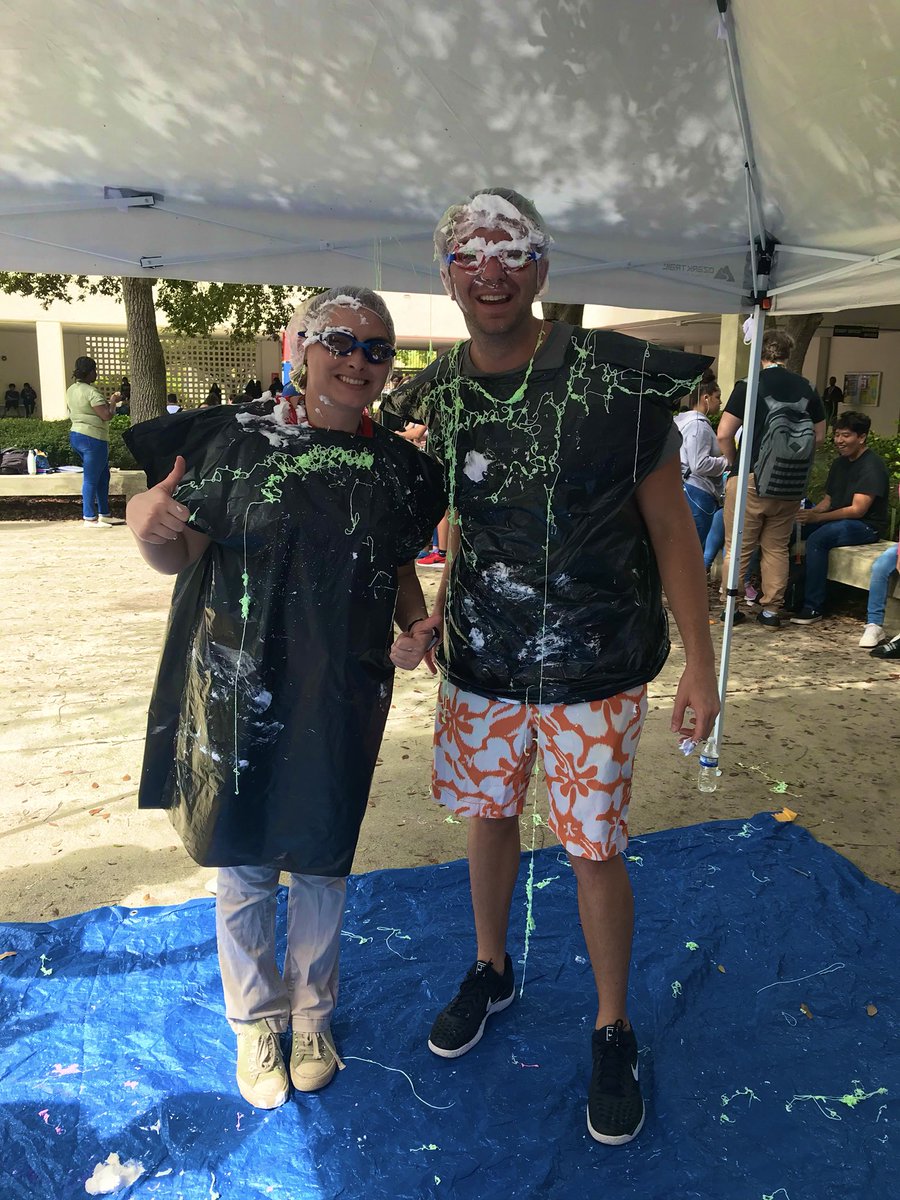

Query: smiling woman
121 284 445 1112
280 288 398 433
290 290 397 433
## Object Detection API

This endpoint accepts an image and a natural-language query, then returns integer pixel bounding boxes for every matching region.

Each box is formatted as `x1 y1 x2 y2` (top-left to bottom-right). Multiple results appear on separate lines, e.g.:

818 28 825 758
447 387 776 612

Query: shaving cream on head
285 286 396 381
434 187 552 296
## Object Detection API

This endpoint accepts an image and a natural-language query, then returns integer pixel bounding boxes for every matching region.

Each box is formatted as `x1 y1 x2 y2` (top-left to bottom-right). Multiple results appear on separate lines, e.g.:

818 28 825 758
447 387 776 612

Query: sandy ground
1 517 897 926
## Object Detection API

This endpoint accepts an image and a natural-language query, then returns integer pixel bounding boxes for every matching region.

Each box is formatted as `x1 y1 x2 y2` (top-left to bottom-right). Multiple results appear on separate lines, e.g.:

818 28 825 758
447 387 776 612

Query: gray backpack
753 393 815 499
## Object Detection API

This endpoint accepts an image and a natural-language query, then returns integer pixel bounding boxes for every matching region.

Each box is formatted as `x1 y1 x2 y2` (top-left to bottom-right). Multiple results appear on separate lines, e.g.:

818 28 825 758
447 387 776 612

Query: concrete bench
0 469 147 505
826 540 900 625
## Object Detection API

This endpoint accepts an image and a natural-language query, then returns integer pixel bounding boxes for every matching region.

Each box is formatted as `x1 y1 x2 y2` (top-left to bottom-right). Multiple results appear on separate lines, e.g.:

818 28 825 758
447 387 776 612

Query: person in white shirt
674 379 727 547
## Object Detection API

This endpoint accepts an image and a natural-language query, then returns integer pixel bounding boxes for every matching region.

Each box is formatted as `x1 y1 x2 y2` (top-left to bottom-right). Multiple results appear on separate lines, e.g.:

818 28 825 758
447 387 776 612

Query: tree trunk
773 312 824 376
120 276 167 423
541 301 585 327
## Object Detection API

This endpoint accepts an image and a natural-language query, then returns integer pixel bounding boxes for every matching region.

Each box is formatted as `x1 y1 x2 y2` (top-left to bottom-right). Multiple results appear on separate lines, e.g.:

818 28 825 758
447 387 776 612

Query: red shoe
417 550 447 567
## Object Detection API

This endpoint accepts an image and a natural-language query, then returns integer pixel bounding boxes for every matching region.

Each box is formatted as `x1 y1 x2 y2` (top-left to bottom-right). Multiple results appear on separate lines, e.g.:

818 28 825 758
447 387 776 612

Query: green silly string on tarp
785 1081 888 1121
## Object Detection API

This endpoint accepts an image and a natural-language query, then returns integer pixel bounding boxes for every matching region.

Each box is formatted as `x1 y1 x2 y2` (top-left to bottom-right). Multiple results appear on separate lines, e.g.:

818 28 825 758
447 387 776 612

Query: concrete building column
35 320 68 420
715 314 751 402
814 335 832 394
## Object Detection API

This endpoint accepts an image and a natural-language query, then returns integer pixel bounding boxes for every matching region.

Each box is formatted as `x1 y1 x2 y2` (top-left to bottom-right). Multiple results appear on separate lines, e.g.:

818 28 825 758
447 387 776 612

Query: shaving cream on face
436 194 551 297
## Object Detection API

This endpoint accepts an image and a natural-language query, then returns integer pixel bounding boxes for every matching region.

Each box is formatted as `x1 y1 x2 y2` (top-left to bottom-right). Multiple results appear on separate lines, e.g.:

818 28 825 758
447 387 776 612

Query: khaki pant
216 865 346 1034
721 475 798 610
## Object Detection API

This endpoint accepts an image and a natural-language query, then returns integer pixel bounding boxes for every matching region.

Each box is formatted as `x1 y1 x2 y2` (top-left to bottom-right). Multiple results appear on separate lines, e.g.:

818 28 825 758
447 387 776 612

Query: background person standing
674 379 727 547
821 375 844 433
716 329 826 628
66 356 120 527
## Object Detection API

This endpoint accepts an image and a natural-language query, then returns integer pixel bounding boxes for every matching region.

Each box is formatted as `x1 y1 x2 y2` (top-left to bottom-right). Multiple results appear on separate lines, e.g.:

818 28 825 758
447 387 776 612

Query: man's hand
670 661 720 742
126 456 190 544
397 422 427 448
795 508 819 525
390 613 442 674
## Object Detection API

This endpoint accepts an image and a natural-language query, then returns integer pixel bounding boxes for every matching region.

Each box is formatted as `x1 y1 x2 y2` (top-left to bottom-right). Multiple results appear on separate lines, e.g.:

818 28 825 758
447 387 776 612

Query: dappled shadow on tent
0 2 753 305
3 5 746 230
1 817 897 1199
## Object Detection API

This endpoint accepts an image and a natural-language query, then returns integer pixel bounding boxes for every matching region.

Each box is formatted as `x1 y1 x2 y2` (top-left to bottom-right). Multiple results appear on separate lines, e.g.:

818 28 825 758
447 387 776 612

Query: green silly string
180 442 376 794
720 1087 760 1124
421 333 702 992
785 1081 888 1121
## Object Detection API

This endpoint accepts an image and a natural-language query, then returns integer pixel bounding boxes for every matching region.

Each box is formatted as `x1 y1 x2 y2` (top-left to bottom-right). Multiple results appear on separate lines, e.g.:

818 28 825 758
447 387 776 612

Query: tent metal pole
553 244 749 273
0 227 144 269
769 245 900 298
0 198 154 219
718 4 767 248
714 303 765 751
777 244 878 263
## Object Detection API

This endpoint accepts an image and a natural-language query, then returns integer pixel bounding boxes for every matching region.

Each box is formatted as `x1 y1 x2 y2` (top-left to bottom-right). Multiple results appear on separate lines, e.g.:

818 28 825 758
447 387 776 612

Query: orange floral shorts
432 681 648 861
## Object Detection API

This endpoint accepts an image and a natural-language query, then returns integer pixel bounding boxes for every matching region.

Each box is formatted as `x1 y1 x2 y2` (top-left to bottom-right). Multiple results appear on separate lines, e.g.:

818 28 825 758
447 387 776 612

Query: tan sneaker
289 1028 343 1093
235 1021 289 1109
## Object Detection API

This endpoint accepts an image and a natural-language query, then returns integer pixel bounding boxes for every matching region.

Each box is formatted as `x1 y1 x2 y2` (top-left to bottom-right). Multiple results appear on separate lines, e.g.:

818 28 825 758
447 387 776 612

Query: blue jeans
704 504 761 583
867 544 899 626
69 431 110 520
802 519 879 611
704 506 725 571
683 483 719 549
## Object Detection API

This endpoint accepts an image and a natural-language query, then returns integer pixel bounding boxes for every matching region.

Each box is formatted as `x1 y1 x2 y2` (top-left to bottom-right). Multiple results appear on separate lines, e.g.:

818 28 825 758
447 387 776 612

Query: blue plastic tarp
1 816 897 1199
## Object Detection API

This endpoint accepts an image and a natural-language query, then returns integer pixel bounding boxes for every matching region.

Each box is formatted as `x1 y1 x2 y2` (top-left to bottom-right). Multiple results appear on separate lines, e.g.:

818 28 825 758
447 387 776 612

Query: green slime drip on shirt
421 332 688 992
179 441 376 793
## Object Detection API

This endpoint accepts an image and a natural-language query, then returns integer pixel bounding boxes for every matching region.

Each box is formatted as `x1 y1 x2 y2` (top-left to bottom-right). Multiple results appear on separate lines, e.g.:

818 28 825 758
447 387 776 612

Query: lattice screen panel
84 334 129 396
161 335 261 406
79 333 264 406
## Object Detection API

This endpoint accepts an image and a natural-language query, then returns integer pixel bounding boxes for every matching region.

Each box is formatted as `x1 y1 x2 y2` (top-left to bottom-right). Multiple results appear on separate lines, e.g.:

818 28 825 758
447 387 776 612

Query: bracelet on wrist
405 615 429 634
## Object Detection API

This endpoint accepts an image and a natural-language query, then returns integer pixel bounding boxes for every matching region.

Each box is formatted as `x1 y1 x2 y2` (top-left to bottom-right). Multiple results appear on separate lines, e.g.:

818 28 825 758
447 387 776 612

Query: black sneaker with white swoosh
427 955 515 1058
587 1020 645 1145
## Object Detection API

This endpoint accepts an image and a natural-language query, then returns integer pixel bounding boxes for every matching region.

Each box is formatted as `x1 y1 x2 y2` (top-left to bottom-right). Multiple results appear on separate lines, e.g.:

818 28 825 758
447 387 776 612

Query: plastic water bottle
26 449 37 475
698 737 719 792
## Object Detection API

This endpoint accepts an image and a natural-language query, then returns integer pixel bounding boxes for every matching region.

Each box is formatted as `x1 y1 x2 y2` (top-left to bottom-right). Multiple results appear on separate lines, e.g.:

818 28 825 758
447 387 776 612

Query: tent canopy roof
2 0 898 314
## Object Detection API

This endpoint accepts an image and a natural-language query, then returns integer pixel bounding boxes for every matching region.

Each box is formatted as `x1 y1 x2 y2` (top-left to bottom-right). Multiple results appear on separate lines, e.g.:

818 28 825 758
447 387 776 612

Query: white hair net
433 188 552 296
285 286 396 374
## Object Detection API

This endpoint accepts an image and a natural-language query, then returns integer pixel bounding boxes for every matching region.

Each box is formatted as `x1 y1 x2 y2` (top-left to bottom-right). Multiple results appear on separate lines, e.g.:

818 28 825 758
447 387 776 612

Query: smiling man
791 409 890 625
390 188 720 1144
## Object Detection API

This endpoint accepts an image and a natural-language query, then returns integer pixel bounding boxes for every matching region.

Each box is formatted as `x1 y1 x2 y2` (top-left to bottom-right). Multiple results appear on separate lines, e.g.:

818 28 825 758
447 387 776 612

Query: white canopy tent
2 0 898 313
2 0 899 747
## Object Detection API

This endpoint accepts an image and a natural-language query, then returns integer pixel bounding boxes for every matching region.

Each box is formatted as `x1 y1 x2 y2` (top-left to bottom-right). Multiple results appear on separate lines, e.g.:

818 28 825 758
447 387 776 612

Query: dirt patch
0 495 127 522
1 520 896 924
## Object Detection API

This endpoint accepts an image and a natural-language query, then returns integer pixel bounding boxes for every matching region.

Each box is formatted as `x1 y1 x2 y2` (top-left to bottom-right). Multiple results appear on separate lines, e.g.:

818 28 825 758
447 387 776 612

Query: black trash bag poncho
125 401 445 877
397 326 712 704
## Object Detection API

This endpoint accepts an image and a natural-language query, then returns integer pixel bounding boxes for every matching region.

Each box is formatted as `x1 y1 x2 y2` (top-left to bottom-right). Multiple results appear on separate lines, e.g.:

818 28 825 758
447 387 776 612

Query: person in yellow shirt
66 356 120 526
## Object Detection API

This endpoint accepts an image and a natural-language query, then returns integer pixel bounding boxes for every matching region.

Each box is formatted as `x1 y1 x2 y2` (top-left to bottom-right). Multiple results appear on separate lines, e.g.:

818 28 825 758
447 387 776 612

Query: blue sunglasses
302 328 397 365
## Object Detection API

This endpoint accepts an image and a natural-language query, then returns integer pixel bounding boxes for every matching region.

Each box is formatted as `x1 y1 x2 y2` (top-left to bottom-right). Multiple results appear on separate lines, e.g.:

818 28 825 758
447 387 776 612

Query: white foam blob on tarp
84 1153 145 1194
